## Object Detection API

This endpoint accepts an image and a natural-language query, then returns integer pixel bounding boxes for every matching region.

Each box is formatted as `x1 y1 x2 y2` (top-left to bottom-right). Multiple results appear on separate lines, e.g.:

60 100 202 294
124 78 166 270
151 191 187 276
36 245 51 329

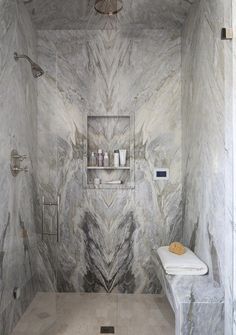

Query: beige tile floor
12 293 175 335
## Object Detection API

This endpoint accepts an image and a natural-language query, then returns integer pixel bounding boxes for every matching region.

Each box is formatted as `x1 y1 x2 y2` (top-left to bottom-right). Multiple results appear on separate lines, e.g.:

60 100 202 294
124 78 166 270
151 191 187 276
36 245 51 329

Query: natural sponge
169 242 186 255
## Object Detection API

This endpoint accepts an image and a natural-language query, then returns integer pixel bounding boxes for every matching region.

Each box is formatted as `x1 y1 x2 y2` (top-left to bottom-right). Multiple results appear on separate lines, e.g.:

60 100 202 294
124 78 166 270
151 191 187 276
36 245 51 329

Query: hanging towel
157 246 208 275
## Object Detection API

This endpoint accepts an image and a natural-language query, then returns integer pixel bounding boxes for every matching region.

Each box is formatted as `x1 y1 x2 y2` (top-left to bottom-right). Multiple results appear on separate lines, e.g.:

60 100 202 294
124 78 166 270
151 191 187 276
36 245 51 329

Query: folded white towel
157 246 208 276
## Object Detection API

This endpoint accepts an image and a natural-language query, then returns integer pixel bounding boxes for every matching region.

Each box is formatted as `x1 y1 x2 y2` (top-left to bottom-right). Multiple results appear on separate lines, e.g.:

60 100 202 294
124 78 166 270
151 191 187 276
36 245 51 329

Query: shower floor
11 293 175 335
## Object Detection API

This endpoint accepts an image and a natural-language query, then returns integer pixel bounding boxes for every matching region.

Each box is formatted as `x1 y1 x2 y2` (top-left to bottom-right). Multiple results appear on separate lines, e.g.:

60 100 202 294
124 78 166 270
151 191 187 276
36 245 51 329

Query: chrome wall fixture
14 52 44 78
10 150 28 177
94 0 123 15
42 196 60 242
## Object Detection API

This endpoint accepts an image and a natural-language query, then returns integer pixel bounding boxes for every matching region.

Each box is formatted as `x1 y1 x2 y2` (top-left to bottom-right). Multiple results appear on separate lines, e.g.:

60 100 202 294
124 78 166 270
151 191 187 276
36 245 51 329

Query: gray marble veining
36 27 182 294
182 0 225 288
0 0 39 334
182 0 233 333
0 0 234 334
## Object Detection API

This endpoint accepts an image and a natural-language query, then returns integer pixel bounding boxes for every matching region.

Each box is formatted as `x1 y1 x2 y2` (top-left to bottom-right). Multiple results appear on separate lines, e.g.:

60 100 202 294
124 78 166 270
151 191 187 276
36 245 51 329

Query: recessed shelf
87 166 131 170
83 114 135 189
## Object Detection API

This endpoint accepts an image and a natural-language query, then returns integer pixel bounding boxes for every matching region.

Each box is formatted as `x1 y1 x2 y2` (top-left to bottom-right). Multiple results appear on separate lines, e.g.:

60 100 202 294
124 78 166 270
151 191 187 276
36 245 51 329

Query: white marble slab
0 0 39 334
36 27 182 294
182 0 233 333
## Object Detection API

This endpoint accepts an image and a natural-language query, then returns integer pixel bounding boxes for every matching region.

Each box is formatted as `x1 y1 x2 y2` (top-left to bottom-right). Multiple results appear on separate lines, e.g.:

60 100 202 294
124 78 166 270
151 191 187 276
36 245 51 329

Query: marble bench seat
158 264 224 335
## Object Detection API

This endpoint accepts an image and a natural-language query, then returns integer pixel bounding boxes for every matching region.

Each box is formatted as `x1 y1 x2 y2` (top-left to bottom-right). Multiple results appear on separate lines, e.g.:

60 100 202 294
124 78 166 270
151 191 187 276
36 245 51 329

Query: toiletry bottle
97 149 103 167
114 150 119 168
119 149 127 167
90 152 96 167
94 178 101 185
104 152 109 167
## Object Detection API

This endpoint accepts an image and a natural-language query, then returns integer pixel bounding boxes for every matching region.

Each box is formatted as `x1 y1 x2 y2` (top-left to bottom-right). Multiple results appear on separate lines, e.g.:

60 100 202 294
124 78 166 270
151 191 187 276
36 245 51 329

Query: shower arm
14 52 44 78
14 53 34 65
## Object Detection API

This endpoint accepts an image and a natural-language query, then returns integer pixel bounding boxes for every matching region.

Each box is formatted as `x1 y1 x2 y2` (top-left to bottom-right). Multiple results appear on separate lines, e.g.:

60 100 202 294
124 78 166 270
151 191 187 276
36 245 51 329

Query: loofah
169 242 186 255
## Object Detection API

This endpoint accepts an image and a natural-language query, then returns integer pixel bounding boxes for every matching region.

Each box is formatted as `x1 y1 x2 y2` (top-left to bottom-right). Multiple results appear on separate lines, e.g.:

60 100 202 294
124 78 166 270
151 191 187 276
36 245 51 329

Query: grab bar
42 195 60 242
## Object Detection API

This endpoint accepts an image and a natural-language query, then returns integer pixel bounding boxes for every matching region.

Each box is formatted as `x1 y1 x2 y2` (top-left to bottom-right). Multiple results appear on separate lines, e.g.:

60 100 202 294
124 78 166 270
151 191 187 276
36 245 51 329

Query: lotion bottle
114 150 119 168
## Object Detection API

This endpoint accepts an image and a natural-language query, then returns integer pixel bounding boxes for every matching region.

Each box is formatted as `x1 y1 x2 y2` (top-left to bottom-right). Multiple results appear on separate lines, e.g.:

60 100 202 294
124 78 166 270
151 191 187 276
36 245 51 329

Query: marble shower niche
84 114 135 189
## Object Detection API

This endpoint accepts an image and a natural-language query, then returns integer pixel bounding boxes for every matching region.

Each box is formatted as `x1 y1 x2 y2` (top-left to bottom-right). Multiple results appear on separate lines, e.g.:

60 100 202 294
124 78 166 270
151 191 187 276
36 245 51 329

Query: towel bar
42 195 60 242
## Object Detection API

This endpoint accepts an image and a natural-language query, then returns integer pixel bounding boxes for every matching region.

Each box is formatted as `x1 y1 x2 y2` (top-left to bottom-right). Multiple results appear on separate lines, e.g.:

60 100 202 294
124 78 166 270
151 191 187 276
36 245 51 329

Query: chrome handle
57 195 60 242
42 196 44 241
42 195 60 243
11 154 27 161
11 166 28 172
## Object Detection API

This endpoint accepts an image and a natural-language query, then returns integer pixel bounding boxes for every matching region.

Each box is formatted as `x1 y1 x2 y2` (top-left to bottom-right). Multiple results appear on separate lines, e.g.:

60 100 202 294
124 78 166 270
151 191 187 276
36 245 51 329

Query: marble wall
1 0 234 333
25 0 193 30
232 1 236 333
182 0 233 333
36 27 182 293
0 0 39 334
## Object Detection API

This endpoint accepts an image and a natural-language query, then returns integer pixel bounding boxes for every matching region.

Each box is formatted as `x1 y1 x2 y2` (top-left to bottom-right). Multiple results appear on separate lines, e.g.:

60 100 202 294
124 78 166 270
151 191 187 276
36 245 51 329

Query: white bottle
104 152 109 167
119 149 127 167
114 150 119 168
94 178 101 185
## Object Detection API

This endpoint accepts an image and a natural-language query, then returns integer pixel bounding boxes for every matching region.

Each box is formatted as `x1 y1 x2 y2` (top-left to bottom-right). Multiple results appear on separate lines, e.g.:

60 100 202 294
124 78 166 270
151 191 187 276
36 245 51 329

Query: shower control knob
10 150 29 176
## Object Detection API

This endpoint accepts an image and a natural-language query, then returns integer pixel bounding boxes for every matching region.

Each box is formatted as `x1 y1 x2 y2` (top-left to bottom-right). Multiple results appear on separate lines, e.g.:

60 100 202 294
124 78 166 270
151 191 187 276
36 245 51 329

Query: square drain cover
100 326 115 333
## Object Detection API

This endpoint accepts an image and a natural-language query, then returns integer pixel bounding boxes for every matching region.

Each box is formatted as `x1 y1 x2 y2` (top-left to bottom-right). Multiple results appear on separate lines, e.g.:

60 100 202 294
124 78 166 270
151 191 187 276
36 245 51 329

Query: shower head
31 62 44 78
14 52 44 78
94 0 123 15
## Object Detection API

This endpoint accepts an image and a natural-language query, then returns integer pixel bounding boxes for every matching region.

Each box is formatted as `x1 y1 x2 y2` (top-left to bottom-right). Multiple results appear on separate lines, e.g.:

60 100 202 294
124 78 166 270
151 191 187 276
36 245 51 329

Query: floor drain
100 326 115 333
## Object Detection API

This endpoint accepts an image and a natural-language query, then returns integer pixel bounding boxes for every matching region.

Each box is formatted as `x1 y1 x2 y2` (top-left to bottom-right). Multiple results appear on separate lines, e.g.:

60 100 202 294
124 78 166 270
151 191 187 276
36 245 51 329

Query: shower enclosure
0 0 235 334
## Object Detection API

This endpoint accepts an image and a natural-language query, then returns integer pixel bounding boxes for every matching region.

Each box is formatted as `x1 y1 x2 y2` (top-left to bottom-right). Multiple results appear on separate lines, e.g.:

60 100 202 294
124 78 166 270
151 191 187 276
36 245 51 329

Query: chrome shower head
14 52 44 78
31 62 44 78
94 0 123 15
